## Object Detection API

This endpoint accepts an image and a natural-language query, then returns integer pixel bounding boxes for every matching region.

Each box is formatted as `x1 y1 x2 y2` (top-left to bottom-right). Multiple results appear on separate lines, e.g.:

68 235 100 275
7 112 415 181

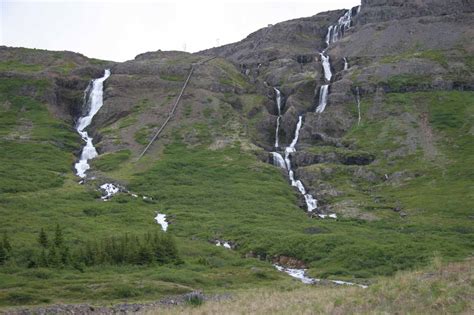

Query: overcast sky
1 0 360 62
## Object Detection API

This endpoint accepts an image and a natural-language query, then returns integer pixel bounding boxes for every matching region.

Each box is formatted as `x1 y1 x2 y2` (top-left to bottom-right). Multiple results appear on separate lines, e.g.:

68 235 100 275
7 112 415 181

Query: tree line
0 225 180 270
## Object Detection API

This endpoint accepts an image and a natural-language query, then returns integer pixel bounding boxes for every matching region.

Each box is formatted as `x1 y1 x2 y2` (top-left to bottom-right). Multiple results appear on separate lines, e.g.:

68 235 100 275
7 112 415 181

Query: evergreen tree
48 245 61 267
38 228 49 248
0 244 6 265
2 233 11 252
54 224 63 248
60 246 70 266
39 249 48 267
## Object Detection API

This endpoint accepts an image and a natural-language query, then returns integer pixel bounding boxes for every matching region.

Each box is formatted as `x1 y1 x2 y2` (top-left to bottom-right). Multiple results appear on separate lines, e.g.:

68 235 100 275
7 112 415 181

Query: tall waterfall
274 88 283 148
270 7 362 215
74 69 111 178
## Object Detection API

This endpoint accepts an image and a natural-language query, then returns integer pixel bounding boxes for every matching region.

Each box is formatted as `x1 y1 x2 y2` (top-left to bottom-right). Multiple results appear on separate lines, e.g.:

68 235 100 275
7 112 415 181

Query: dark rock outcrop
357 0 474 25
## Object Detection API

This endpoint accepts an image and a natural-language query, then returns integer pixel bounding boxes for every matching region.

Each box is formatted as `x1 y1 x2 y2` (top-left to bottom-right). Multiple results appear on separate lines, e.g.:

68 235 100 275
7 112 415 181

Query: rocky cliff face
357 0 474 24
0 46 112 122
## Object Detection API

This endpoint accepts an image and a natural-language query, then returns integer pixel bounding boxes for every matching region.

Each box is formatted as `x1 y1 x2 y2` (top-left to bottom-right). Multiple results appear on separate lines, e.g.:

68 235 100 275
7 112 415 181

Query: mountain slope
0 0 473 310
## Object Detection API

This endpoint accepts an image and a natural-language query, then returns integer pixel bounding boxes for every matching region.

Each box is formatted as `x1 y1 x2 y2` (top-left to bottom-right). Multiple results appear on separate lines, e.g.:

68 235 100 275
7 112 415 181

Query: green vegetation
161 258 473 314
383 74 432 90
92 150 131 172
213 58 251 90
13 226 180 269
160 74 185 82
0 61 43 73
134 124 157 145
380 49 448 67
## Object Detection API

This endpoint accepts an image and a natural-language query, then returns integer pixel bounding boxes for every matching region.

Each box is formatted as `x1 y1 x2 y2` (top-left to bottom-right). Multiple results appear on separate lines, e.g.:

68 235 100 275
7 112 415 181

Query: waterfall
356 86 361 126
325 25 334 46
274 88 283 148
316 85 329 113
75 69 111 178
275 117 281 148
283 116 318 212
271 152 287 170
320 53 332 82
316 6 359 114
287 115 303 152
326 7 358 44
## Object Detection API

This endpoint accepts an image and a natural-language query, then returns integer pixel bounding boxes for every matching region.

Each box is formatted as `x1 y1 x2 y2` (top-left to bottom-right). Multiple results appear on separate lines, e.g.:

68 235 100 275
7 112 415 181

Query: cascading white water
320 53 333 82
325 25 334 46
356 86 361 126
316 85 329 113
215 241 232 249
326 8 357 44
283 116 318 212
100 183 119 200
75 69 111 178
316 6 359 114
274 265 316 284
155 213 168 232
271 152 287 170
274 264 368 288
274 88 283 148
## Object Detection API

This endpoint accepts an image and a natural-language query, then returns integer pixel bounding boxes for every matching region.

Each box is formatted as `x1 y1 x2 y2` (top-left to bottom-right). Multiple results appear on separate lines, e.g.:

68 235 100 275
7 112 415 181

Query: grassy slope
160 258 473 314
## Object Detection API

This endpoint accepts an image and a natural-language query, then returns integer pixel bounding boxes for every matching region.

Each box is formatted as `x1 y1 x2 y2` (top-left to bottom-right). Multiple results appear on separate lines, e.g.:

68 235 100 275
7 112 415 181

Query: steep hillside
0 0 473 310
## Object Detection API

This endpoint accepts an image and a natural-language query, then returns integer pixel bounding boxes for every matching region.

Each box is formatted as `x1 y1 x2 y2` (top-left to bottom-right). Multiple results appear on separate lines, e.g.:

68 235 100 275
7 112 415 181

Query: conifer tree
54 224 63 248
38 228 49 248
2 233 11 252
0 244 6 265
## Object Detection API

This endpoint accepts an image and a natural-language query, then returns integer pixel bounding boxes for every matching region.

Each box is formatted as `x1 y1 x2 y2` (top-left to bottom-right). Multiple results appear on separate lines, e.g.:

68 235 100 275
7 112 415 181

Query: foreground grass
159 258 473 314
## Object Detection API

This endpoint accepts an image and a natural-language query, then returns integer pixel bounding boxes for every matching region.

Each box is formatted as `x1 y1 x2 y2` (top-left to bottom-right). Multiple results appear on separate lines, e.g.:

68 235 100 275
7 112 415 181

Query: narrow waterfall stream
326 8 355 45
284 116 318 212
271 115 318 213
320 53 333 81
274 264 368 288
75 69 111 178
274 88 283 148
355 86 362 126
317 6 358 114
316 85 329 113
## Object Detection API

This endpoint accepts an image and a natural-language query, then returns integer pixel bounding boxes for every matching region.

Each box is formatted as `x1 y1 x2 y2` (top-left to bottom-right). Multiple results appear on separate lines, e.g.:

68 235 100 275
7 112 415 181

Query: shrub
185 291 204 306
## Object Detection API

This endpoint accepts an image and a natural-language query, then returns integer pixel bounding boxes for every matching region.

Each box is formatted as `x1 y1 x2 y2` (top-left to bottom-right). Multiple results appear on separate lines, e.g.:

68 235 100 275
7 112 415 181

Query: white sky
1 0 360 62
